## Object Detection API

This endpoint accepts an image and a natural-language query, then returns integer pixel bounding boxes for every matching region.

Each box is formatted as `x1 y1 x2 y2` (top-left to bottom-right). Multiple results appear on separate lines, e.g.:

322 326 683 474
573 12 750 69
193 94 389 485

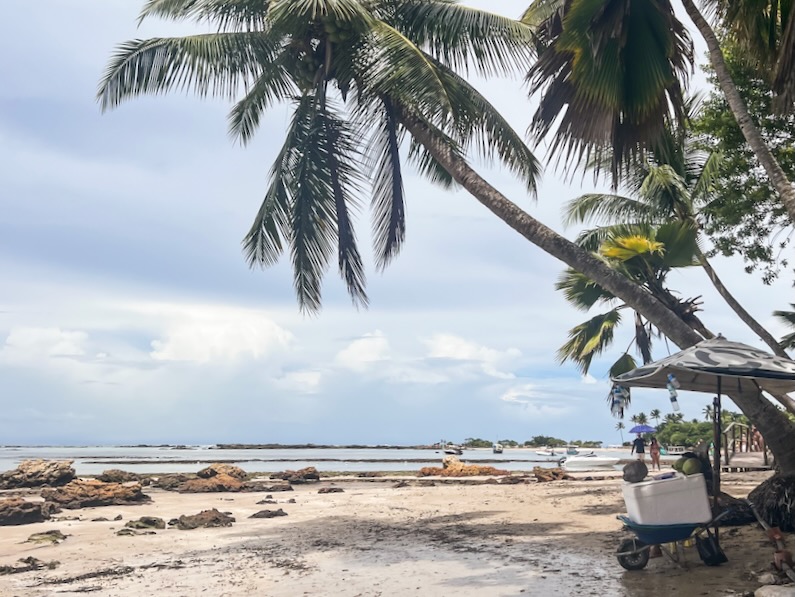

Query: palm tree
650 409 661 425
616 421 625 443
636 412 649 426
562 114 791 363
703 405 714 421
522 0 795 226
556 222 707 376
100 0 795 475
774 305 795 349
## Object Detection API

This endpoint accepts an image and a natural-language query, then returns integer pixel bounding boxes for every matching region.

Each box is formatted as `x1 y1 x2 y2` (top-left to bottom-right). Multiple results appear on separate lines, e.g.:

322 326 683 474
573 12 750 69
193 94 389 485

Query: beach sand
0 471 779 596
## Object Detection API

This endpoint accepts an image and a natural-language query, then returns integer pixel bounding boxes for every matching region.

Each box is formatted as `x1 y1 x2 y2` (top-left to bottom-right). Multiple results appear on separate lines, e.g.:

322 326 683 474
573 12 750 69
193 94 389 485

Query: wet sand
0 471 778 596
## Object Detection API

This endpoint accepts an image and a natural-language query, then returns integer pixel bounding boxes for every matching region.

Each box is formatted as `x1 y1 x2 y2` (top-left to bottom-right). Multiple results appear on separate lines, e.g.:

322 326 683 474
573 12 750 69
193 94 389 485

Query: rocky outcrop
418 456 510 478
0 556 60 575
318 487 344 494
177 473 243 493
270 467 320 484
0 498 52 526
197 463 247 481
125 516 165 530
170 509 235 530
151 474 193 491
41 480 151 509
0 460 75 489
249 508 287 518
96 470 141 484
532 467 573 482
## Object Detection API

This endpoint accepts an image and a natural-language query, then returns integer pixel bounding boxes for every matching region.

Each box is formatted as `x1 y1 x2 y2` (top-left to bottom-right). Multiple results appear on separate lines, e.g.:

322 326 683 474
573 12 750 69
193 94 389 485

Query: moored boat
492 443 504 454
560 452 620 469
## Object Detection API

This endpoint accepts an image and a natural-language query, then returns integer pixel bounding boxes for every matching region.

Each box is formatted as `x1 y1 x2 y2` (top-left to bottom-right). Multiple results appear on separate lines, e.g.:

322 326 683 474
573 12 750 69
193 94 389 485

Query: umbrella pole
713 379 722 542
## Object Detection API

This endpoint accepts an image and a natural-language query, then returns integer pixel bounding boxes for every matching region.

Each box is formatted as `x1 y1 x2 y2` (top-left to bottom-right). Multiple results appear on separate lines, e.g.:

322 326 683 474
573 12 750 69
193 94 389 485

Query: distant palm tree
636 412 649 426
703 405 714 421
630 414 640 425
665 412 685 424
615 421 625 443
650 409 661 425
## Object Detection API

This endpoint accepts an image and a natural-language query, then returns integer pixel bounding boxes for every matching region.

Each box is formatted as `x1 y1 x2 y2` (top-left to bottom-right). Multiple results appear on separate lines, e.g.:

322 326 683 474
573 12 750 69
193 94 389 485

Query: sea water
0 446 634 476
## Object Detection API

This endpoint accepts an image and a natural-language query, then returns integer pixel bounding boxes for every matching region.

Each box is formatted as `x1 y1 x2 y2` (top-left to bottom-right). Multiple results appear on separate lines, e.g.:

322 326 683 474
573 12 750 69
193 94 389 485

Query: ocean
0 445 634 476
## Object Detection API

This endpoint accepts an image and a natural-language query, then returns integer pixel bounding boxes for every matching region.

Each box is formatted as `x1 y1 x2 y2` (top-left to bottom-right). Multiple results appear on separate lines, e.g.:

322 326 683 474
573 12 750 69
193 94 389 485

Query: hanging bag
695 527 728 566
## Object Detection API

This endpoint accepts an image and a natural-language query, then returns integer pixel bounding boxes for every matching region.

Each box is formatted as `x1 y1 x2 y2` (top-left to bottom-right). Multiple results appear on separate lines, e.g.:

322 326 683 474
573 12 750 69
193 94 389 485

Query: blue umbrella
629 424 656 434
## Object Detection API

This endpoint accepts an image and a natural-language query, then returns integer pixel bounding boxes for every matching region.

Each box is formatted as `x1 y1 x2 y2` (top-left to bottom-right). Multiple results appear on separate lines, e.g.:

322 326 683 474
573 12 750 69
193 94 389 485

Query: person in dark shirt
631 434 646 462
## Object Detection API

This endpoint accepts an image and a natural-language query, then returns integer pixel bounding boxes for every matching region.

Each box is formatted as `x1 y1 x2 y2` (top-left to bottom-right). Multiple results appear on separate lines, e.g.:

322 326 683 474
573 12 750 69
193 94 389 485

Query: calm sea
0 446 634 476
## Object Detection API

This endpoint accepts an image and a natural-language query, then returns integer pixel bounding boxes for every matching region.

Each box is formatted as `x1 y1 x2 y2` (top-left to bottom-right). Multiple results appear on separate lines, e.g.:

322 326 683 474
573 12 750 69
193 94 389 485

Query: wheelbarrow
615 511 730 570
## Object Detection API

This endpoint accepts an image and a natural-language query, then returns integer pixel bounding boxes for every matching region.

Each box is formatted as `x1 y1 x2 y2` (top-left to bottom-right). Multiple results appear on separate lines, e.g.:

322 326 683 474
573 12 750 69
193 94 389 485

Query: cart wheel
617 538 650 570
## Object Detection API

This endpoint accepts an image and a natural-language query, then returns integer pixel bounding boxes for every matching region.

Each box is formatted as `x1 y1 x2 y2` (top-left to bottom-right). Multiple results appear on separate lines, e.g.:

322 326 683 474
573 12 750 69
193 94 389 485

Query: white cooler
621 473 711 525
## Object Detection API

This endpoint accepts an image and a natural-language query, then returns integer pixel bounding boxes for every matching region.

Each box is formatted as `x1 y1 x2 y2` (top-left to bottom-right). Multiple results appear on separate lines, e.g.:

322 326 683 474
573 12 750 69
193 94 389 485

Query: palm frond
639 164 692 217
634 311 653 363
138 0 270 30
557 310 622 375
774 305 795 348
228 56 298 144
392 0 536 76
574 223 655 252
406 138 456 188
366 96 406 270
563 193 655 227
555 268 617 310
690 149 723 205
600 235 665 262
98 33 281 110
653 221 700 267
609 352 638 378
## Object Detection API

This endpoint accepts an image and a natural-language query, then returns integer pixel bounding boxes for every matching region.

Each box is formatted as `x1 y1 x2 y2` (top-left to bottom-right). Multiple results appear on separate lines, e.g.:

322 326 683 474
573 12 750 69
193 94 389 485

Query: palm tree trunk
695 248 795 415
680 0 795 223
400 110 795 475
399 112 703 349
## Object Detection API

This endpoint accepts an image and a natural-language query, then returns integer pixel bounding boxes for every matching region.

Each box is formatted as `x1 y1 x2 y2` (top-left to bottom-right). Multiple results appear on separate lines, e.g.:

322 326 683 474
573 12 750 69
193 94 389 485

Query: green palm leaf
557 309 622 374
563 193 654 227
555 268 616 310
97 33 281 110
608 352 638 378
139 0 271 30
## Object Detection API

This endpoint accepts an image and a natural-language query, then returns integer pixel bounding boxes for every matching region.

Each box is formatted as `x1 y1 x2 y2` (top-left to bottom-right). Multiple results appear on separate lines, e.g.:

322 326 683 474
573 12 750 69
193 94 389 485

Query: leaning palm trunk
680 0 795 224
400 110 795 476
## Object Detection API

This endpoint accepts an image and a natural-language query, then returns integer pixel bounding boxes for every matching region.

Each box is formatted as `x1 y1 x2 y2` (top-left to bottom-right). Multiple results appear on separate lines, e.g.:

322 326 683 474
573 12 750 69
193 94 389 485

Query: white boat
492 443 504 454
560 452 620 469
535 448 564 460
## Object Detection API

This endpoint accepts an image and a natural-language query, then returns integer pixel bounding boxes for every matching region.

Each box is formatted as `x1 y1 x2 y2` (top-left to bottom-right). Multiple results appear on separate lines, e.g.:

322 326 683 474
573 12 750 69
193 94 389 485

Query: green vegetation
462 437 602 448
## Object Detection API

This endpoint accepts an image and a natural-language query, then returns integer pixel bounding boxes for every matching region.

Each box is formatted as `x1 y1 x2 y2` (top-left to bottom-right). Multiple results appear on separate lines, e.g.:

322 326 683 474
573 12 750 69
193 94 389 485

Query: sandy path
0 472 777 596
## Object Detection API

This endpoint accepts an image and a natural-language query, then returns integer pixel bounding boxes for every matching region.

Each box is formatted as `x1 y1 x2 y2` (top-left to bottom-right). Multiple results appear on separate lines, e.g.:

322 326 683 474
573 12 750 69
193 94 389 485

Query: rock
318 487 344 494
174 509 235 530
243 481 293 493
177 473 243 493
25 530 66 544
393 481 409 488
758 572 782 585
755 586 795 597
96 470 140 484
125 516 165 530
419 461 511 477
270 467 320 484
0 460 75 489
442 455 460 469
498 475 528 485
249 508 287 519
623 461 649 483
532 467 573 482
0 498 52 526
197 463 247 480
357 472 382 478
41 480 151 509
256 499 277 505
113 514 123 521
0 556 59 575
287 498 296 503
151 474 194 491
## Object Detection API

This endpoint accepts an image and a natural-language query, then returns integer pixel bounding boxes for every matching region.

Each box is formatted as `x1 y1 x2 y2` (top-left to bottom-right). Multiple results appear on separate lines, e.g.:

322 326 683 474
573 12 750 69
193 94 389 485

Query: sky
0 1 791 447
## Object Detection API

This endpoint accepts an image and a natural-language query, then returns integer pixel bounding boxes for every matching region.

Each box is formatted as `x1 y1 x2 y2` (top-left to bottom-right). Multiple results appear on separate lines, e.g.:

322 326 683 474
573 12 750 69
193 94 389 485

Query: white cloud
335 330 390 371
276 370 323 394
500 383 573 417
424 333 520 378
148 305 293 363
1 327 88 362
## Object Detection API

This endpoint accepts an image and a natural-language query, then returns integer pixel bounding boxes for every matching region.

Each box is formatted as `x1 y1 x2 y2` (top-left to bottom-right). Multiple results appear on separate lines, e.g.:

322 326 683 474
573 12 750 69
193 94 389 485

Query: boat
492 443 504 454
535 448 564 460
566 445 580 455
560 452 620 469
443 444 463 455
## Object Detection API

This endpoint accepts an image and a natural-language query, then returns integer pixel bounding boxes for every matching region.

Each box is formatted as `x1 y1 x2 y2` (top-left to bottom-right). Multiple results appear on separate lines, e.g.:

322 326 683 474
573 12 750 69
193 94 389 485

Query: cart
615 511 729 570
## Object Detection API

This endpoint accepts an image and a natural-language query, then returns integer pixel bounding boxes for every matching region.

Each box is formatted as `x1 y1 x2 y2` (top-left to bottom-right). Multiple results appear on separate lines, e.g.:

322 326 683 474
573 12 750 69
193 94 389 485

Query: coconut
682 458 702 475
673 457 688 472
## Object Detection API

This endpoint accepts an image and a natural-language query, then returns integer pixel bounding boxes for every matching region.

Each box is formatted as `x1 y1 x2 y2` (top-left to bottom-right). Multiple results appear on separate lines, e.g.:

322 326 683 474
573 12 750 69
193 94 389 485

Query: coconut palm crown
98 0 539 312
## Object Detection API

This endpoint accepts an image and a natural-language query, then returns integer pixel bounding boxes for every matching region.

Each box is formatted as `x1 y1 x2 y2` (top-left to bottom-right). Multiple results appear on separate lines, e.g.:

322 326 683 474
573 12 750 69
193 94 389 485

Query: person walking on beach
631 434 646 462
649 437 661 471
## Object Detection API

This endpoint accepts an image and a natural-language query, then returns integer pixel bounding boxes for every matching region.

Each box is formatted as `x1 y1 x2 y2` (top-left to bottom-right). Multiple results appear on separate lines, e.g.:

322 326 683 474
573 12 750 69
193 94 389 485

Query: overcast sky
0 1 790 447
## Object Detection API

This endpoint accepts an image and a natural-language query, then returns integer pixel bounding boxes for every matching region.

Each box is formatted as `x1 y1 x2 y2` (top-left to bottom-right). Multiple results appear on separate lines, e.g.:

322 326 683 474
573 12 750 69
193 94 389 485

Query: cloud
500 383 573 417
424 333 520 379
335 330 390 371
276 370 323 394
1 327 88 363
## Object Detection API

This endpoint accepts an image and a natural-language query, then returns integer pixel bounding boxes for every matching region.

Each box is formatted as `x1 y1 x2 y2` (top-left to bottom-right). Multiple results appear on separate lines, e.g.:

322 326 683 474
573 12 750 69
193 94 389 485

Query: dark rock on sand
0 556 59 575
249 508 287 518
0 498 52 526
318 487 344 494
256 498 278 505
197 463 247 480
125 516 165 530
622 461 648 483
178 473 243 493
26 530 67 544
270 467 320 484
532 467 573 482
241 480 293 492
0 460 76 489
96 469 141 484
41 480 151 509
173 508 235 530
